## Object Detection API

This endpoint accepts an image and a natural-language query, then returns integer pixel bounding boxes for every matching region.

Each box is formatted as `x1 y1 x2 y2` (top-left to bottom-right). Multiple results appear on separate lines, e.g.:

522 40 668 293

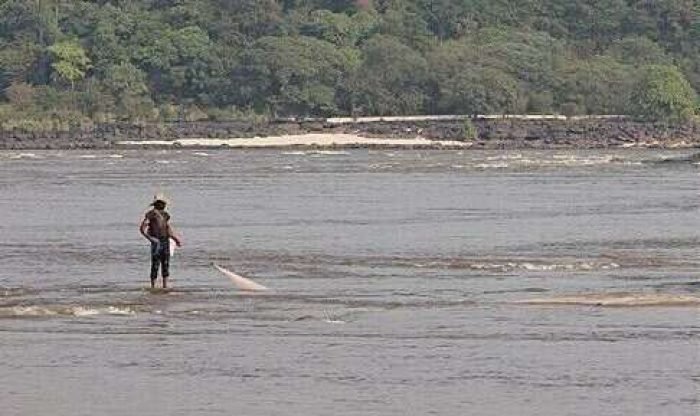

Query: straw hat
150 193 169 206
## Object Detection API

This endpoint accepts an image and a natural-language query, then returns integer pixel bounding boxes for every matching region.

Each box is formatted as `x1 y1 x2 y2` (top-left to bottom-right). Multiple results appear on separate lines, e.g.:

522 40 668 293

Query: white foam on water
322 310 347 324
487 153 523 161
0 305 136 317
2 306 58 316
282 150 350 156
479 154 621 169
465 261 619 272
474 162 510 169
564 155 617 165
71 307 101 316
520 262 565 271
516 293 700 307
193 152 210 156
9 153 41 160
310 150 349 155
369 163 395 170
71 306 135 317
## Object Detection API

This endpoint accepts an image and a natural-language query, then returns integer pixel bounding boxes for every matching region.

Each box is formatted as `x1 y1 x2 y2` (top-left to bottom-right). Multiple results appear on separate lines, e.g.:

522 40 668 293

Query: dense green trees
631 64 697 122
0 0 698 127
48 40 90 89
429 39 522 114
240 35 357 115
350 35 430 115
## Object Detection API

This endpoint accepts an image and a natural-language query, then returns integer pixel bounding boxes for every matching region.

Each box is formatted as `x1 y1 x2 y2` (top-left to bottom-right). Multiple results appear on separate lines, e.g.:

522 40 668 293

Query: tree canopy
0 0 698 125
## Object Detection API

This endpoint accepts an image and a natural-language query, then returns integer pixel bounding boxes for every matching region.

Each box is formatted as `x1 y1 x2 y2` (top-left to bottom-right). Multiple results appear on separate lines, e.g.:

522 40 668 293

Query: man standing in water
139 195 182 288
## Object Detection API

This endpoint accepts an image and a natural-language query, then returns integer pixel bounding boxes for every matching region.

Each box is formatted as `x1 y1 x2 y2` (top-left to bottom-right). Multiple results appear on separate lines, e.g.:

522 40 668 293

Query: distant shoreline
116 134 472 149
1 117 699 150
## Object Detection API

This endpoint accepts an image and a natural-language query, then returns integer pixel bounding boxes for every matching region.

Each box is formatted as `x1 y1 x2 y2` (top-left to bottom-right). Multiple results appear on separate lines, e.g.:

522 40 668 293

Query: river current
0 149 698 415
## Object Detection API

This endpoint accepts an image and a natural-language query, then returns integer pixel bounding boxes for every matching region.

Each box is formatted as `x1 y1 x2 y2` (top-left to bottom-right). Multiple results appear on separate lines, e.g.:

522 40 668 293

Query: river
0 149 698 415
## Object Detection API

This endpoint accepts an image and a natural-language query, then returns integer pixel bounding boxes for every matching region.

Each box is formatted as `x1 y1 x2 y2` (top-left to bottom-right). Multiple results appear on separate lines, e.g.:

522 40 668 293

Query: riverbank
1 117 699 150
117 133 470 149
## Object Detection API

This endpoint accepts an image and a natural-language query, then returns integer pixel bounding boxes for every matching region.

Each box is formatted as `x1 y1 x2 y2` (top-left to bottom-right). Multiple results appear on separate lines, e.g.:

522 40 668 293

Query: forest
0 0 698 131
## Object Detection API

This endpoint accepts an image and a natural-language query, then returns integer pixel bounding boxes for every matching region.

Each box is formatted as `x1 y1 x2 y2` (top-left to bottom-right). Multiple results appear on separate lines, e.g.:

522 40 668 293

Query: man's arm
139 217 157 243
167 223 182 247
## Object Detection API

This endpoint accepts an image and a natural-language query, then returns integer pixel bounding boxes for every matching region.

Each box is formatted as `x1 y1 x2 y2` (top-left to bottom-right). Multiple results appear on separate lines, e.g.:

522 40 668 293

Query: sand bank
117 133 471 149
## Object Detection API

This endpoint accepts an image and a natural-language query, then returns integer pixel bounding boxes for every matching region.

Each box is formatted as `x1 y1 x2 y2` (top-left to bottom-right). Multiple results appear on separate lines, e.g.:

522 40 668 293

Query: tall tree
631 64 697 122
48 39 91 89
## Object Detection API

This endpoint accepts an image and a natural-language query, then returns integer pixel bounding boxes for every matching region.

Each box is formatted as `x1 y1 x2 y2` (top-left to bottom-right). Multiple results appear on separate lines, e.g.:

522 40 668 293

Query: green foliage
206 106 270 123
0 97 93 133
350 35 430 115
379 3 434 50
0 0 697 123
631 64 697 123
559 56 634 115
436 64 521 115
103 63 148 98
48 40 91 88
4 82 36 109
429 39 523 115
242 35 358 116
460 118 478 140
607 36 667 66
0 39 43 84
102 63 154 121
299 9 379 47
301 10 355 45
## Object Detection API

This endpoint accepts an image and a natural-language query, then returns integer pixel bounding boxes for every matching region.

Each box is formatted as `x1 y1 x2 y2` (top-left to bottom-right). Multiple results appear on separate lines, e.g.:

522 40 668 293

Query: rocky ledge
0 118 698 150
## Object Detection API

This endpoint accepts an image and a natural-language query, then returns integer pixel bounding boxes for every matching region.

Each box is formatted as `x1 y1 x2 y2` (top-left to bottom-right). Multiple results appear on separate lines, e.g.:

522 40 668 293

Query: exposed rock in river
0 118 698 150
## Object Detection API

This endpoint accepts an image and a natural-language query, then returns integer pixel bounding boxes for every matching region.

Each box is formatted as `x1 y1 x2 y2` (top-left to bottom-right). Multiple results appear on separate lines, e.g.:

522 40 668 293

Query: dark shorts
150 238 170 280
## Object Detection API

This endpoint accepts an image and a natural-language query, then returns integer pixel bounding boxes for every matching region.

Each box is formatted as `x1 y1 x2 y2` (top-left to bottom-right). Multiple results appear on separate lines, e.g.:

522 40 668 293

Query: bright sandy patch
117 133 470 148
516 293 700 307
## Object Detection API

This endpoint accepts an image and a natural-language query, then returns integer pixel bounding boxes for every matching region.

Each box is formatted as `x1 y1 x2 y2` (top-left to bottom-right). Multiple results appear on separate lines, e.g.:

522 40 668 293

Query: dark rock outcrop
1 118 699 150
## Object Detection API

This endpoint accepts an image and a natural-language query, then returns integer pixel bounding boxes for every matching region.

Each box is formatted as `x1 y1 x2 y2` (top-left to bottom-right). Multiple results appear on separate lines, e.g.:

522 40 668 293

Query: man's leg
150 242 160 288
150 259 159 288
161 240 170 289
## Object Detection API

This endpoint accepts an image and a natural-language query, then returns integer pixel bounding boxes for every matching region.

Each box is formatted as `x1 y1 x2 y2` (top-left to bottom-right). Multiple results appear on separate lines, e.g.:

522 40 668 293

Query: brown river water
0 149 698 415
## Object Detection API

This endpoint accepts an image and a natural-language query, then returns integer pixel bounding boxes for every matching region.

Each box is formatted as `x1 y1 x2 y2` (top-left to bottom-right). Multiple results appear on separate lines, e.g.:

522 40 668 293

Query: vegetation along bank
1 0 699 149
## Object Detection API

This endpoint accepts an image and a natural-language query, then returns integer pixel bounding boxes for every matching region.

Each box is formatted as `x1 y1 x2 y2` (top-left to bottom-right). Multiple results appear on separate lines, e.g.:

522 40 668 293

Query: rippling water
1 149 698 415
